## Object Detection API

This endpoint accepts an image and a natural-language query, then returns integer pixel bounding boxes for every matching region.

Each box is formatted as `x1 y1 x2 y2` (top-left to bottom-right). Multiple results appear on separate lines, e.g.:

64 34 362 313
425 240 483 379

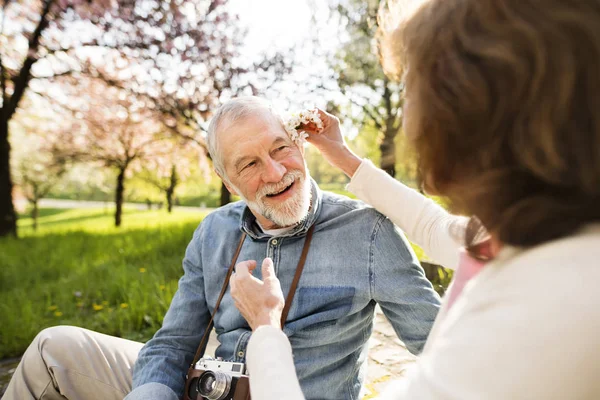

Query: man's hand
230 258 285 331
301 108 362 178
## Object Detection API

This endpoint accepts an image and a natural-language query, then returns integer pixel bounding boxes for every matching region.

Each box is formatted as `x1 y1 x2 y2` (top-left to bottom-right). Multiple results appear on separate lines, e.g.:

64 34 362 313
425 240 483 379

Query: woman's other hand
302 108 362 178
230 258 285 330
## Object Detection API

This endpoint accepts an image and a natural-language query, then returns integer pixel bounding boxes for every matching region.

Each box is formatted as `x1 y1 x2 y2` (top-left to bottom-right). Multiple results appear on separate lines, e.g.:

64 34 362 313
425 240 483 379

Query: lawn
0 205 447 360
0 207 208 359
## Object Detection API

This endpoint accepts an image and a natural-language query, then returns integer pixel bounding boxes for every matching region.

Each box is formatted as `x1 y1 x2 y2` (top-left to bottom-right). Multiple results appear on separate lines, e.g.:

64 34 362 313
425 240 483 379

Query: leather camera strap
189 224 315 369
280 224 314 327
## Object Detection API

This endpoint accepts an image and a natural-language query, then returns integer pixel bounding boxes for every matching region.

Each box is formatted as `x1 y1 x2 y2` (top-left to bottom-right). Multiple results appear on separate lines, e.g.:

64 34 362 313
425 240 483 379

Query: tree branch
5 0 55 119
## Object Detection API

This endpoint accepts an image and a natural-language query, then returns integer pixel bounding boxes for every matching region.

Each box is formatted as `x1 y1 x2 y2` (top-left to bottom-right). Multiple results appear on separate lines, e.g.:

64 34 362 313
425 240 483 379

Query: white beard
235 168 312 228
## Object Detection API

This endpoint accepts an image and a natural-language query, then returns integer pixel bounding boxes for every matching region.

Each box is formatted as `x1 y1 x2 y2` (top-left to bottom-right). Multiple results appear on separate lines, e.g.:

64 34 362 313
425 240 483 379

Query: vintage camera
185 357 250 400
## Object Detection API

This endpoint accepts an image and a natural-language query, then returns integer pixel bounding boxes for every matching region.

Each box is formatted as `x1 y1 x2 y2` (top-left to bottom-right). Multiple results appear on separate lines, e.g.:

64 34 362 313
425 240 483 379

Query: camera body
185 357 250 400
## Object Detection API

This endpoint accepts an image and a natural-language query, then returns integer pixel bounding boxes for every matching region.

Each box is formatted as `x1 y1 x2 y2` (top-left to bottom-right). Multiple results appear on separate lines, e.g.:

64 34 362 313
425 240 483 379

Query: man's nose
262 157 286 183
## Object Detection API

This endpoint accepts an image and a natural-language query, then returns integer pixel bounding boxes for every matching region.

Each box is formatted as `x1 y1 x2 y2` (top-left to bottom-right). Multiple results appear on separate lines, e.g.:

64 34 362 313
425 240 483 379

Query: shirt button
238 351 244 357
272 239 278 245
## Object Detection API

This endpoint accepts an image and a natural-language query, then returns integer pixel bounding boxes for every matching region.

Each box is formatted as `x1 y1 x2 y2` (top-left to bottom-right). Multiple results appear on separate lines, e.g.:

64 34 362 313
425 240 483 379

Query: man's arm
371 215 441 354
126 224 211 400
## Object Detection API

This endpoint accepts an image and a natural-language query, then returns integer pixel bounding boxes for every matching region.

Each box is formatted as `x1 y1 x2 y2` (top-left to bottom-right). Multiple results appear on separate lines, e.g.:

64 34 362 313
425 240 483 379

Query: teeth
268 182 292 196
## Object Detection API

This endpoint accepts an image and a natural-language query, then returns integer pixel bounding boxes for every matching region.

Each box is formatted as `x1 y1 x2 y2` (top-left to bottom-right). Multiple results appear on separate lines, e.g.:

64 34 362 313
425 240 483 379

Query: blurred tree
11 114 68 230
0 0 289 237
53 80 171 227
329 0 405 179
138 137 209 213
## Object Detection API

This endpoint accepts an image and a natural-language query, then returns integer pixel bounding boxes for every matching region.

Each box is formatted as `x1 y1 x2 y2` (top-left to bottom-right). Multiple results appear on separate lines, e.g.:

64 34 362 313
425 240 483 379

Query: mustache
257 170 304 200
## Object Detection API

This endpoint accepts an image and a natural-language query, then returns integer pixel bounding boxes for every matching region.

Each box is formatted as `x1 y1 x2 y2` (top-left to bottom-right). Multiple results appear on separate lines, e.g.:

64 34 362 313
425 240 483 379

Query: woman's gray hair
207 97 283 180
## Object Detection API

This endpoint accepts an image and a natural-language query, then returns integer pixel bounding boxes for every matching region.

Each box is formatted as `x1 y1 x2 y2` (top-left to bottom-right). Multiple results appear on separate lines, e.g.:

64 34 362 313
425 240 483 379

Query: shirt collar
240 179 322 240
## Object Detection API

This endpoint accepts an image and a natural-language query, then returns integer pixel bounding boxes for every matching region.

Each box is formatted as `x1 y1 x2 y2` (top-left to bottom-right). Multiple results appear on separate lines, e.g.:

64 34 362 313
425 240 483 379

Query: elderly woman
230 0 600 398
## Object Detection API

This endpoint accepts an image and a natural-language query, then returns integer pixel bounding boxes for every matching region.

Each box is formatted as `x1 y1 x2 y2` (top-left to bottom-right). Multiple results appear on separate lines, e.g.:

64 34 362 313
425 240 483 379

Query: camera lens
197 371 232 400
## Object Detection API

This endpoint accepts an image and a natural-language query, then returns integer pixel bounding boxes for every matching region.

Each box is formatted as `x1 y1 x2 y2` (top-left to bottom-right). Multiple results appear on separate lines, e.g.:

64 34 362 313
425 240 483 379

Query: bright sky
229 0 314 55
229 0 348 113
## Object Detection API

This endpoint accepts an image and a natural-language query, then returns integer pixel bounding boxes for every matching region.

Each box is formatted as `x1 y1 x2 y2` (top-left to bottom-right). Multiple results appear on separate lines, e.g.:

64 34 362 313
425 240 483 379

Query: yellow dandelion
120 303 129 309
92 303 104 311
139 268 147 273
54 311 63 317
48 305 58 311
159 285 166 291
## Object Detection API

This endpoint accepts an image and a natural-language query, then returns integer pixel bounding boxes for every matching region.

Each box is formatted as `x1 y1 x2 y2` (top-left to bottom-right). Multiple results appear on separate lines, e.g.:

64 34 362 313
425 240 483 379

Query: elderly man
4 97 440 400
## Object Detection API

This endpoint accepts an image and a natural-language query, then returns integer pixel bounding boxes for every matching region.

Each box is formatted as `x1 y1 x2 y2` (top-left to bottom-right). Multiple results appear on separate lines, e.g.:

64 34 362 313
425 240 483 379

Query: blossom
120 303 129 309
48 305 58 311
93 303 104 311
139 268 147 273
283 109 323 146
54 311 63 317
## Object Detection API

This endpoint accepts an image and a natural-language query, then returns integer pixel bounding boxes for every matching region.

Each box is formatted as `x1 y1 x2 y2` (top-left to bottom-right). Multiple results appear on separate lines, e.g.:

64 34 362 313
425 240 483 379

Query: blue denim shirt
127 183 441 400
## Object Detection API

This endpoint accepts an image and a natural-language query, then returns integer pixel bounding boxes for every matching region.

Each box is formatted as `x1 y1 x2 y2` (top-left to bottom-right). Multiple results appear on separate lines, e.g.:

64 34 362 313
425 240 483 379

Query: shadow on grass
18 209 140 230
17 208 69 219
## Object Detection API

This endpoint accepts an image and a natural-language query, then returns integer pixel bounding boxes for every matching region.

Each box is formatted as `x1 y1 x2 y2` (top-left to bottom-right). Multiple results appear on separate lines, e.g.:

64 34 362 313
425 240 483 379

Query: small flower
139 268 147 273
54 311 63 317
283 108 323 146
48 305 58 311
159 285 166 291
120 303 129 309
73 291 82 298
93 303 104 311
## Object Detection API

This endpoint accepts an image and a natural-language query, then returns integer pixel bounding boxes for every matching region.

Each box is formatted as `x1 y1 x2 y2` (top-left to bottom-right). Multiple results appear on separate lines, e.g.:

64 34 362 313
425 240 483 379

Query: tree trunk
115 168 126 227
220 181 231 206
0 116 17 237
166 192 173 213
379 130 396 177
32 199 39 231
166 165 177 213
380 80 398 178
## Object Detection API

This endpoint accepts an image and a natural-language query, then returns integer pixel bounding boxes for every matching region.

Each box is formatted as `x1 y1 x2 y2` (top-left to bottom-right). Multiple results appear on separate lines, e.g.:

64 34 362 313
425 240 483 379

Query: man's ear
215 170 238 195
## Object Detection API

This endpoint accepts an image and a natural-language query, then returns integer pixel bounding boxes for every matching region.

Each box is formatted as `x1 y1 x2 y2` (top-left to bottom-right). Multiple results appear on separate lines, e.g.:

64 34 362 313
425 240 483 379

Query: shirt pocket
284 286 355 334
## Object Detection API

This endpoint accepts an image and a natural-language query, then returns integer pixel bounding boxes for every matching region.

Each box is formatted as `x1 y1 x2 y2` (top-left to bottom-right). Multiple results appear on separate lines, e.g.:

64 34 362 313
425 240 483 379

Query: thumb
235 260 257 277
261 257 276 279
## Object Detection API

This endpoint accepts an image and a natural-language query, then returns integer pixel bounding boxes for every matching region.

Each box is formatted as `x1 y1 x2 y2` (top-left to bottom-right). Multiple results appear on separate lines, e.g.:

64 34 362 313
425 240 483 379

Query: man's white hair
206 97 283 180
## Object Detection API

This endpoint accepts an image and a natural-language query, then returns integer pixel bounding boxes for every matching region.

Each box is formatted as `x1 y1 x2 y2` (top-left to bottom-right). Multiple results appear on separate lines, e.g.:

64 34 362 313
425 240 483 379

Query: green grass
0 205 449 359
0 207 209 359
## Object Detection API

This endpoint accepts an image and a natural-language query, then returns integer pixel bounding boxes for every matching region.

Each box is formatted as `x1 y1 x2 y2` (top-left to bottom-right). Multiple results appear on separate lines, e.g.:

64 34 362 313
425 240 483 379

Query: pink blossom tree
139 137 209 213
1 0 282 237
53 80 172 227
11 102 70 230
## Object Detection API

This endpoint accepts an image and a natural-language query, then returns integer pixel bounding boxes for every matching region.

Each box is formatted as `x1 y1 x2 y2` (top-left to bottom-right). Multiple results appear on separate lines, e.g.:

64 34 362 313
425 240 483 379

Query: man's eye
243 161 256 170
277 145 288 151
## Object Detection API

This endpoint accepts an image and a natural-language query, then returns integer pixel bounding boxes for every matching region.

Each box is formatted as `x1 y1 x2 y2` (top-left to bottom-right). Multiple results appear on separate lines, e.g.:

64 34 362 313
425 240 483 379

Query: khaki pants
3 326 143 400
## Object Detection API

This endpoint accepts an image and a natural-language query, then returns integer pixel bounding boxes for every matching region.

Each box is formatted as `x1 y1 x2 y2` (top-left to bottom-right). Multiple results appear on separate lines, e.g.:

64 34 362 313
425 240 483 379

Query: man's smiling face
219 111 311 229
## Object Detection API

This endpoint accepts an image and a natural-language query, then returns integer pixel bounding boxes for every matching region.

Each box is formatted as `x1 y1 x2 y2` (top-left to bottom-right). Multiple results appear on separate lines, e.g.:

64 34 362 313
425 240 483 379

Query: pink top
445 248 487 310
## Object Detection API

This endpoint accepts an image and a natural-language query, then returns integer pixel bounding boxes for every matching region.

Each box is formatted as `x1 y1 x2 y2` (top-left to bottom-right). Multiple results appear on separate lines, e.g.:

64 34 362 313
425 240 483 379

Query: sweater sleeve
347 159 466 270
246 326 305 400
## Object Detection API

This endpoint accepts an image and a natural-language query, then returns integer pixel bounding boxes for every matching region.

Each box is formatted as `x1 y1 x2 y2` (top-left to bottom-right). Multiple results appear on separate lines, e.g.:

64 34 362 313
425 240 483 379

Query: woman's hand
301 108 362 178
230 258 285 331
